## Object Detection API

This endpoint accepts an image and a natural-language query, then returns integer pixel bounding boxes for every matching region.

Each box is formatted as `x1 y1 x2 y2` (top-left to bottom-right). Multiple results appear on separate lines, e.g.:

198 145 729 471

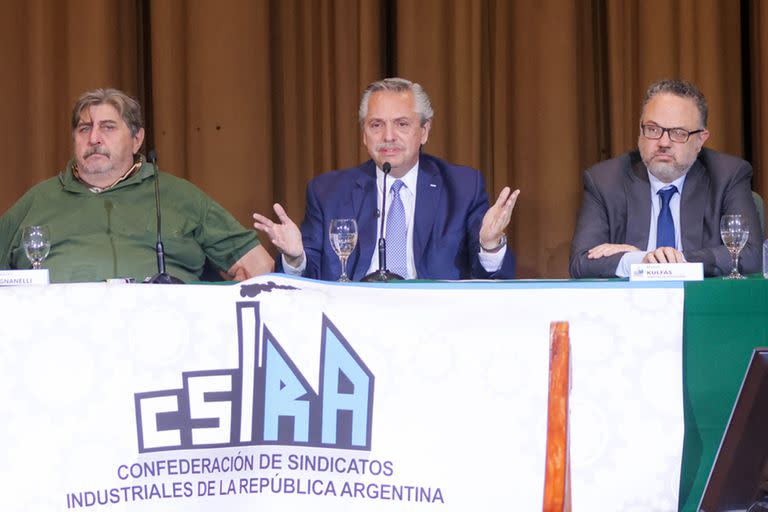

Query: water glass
329 219 358 282
720 215 749 279
21 225 51 270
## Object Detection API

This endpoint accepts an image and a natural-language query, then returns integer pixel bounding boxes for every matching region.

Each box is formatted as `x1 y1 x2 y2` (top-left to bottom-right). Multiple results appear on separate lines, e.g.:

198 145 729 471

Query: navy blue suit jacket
285 154 515 281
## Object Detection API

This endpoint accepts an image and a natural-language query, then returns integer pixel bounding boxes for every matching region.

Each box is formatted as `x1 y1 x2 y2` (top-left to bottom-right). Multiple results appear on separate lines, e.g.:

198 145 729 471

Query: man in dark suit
253 77 519 281
570 79 761 278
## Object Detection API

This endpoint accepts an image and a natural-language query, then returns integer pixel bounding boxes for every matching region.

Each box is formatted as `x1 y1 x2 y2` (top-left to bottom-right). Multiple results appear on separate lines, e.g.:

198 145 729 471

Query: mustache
375 143 404 152
83 146 110 158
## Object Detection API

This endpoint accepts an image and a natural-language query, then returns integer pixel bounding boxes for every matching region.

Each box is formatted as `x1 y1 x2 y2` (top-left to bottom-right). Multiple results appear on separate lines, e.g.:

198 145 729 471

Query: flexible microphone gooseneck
145 150 184 284
362 162 404 282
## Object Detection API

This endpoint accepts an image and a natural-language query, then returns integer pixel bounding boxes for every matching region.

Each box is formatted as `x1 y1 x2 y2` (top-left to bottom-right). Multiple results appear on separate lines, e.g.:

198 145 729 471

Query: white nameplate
630 262 704 281
0 269 50 286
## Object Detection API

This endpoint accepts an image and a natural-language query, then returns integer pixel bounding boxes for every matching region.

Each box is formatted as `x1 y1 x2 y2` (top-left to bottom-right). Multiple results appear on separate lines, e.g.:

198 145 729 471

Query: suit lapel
680 160 707 251
351 162 378 281
413 159 442 272
625 157 652 249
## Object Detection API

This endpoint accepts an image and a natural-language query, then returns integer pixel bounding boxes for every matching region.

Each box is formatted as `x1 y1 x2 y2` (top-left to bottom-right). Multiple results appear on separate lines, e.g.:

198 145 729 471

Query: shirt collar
72 155 144 193
647 169 687 196
376 161 419 193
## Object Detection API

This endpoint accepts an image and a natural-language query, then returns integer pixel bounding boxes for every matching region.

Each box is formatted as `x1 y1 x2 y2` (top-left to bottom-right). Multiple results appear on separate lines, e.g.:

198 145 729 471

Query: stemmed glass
21 225 51 270
720 214 749 279
329 218 358 282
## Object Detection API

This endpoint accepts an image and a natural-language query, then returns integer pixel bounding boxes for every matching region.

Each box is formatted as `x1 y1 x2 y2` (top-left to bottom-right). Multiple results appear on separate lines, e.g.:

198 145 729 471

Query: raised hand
253 203 304 267
479 187 520 250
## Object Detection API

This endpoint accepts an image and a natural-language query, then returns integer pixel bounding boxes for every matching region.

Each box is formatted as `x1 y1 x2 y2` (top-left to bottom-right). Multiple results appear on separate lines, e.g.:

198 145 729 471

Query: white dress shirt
615 170 687 277
364 164 419 278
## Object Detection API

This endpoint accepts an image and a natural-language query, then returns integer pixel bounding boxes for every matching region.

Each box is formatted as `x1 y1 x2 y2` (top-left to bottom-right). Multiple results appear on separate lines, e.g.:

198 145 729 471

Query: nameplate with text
0 269 50 286
630 263 704 281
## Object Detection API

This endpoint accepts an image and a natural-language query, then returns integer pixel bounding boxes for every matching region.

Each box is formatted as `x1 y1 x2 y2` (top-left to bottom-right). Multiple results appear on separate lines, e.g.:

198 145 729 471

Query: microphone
362 162 404 282
145 150 184 284
104 200 117 276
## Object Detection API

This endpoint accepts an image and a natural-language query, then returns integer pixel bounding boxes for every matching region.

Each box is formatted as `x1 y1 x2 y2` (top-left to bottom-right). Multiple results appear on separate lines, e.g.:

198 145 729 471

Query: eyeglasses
641 124 704 143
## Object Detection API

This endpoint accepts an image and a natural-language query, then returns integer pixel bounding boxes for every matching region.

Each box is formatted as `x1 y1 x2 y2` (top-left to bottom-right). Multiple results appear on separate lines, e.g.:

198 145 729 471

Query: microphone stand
362 162 404 282
146 150 184 284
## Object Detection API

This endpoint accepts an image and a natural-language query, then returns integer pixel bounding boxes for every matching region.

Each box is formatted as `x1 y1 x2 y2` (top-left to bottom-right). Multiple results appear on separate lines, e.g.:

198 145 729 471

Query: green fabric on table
679 277 768 511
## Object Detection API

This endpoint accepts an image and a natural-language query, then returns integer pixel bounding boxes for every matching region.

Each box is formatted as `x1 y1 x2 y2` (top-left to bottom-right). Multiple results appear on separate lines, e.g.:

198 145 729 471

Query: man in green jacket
0 88 273 282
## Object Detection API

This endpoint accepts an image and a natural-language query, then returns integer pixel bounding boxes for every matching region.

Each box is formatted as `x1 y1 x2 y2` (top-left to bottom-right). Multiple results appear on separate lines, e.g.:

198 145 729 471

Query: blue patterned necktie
386 180 408 278
656 185 678 249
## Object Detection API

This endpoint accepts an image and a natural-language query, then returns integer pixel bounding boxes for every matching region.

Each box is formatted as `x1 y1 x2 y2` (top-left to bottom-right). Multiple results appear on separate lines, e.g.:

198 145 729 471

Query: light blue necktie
656 185 678 249
386 180 408 278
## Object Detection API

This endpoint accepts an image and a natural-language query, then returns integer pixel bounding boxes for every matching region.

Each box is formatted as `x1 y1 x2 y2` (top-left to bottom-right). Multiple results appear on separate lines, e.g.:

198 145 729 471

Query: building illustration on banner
134 302 375 453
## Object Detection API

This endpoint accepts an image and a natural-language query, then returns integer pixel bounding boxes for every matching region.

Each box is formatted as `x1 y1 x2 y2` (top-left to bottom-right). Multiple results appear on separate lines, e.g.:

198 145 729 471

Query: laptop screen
698 348 768 512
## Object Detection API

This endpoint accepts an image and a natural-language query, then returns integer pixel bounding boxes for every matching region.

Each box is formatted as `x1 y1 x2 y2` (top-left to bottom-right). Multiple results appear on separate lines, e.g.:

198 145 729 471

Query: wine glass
22 225 51 270
720 214 749 279
329 218 358 282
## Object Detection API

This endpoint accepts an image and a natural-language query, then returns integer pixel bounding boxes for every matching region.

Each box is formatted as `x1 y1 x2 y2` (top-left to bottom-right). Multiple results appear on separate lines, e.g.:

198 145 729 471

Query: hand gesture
253 203 304 267
479 187 520 249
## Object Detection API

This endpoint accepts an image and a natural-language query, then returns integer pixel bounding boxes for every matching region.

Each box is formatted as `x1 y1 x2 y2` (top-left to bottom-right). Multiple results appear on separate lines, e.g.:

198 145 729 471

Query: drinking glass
22 225 51 270
763 238 768 278
329 218 358 282
720 214 749 279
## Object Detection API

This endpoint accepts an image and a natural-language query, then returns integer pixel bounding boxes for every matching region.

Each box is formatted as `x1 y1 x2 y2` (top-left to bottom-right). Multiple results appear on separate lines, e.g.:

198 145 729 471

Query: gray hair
642 79 708 127
71 88 144 137
358 77 434 126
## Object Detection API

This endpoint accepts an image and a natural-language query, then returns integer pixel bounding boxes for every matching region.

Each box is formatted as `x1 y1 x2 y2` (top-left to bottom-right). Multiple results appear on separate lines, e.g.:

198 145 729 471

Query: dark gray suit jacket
569 148 761 278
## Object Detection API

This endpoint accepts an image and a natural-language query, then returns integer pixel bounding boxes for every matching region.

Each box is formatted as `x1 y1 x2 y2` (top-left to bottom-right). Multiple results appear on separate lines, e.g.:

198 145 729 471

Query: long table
0 275 761 511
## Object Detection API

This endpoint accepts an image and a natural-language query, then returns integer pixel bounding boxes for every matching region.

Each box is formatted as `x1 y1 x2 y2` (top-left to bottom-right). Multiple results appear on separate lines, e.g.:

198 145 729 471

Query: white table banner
0 276 684 511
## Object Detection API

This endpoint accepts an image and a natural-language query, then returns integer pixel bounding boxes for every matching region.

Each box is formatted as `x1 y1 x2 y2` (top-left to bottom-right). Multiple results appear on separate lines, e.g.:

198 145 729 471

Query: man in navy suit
253 77 519 281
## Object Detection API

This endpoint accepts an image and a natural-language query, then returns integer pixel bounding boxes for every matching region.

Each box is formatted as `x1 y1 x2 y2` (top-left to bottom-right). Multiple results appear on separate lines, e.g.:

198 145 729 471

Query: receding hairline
74 104 125 124
365 89 418 113
358 77 434 127
641 79 708 128
640 92 704 126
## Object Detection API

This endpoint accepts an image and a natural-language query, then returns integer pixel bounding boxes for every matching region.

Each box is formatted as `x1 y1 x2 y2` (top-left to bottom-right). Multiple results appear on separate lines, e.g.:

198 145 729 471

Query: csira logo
134 302 374 453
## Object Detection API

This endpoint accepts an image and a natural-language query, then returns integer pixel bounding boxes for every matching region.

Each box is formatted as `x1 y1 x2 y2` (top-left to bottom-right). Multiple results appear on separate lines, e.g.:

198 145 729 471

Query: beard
77 147 113 175
642 152 691 183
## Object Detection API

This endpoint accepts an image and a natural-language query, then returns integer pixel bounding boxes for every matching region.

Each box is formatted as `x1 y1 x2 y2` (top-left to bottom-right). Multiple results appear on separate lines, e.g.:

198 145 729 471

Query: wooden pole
543 321 572 512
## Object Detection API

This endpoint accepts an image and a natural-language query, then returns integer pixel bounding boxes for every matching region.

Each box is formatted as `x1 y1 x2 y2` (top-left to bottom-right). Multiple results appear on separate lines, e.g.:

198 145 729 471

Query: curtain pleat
0 0 761 278
749 0 768 199
0 0 140 208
